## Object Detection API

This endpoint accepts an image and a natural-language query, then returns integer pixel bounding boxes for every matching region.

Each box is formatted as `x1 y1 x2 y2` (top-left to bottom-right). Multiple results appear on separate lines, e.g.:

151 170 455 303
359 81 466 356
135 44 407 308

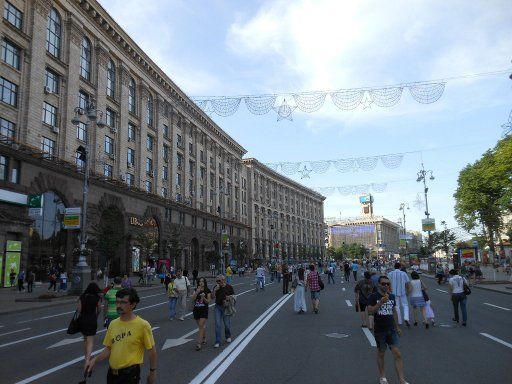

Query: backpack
359 279 374 300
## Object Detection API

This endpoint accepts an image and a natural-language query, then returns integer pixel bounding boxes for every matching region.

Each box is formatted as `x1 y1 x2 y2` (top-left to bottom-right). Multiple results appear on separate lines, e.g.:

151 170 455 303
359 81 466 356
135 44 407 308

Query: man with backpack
355 271 376 328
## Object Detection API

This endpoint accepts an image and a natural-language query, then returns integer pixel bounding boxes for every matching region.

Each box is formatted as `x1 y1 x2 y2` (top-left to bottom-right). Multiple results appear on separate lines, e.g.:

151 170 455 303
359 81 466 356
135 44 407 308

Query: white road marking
345 300 353 307
140 292 165 299
17 311 75 324
362 328 377 347
436 289 448 293
15 327 160 384
0 328 30 337
0 328 66 349
190 294 292 384
480 333 512 349
483 303 511 311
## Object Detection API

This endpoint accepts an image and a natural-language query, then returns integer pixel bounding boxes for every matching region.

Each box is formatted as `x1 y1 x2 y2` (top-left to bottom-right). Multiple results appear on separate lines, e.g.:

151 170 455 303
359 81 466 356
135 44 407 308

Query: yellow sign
63 215 80 229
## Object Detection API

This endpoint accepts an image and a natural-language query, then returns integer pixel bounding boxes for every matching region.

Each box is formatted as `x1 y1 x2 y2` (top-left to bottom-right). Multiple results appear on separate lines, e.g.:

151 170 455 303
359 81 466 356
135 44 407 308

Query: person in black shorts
368 276 409 384
77 282 102 371
192 277 211 351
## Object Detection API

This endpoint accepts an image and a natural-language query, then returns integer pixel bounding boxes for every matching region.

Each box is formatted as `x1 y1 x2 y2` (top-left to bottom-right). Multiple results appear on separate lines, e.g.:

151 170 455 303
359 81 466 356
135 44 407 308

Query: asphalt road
0 273 510 384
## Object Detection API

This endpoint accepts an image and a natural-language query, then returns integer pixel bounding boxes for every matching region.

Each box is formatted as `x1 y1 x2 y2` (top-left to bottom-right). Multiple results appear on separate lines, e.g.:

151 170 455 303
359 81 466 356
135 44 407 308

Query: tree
167 226 183 267
430 221 457 256
91 208 125 273
135 231 158 269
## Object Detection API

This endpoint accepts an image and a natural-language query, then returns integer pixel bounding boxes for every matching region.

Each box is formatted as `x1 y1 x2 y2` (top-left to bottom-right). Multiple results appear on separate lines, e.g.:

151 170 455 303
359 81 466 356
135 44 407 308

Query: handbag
318 274 324 290
67 310 80 335
463 282 471 296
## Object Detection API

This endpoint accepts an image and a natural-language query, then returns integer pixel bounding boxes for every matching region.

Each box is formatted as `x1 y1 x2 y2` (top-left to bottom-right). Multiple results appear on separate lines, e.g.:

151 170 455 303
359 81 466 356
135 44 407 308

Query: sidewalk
419 270 512 295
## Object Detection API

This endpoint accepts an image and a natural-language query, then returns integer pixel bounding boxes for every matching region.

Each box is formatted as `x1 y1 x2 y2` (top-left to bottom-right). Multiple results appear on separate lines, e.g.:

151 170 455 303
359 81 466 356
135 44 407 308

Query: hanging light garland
502 108 512 137
316 183 388 197
265 151 407 176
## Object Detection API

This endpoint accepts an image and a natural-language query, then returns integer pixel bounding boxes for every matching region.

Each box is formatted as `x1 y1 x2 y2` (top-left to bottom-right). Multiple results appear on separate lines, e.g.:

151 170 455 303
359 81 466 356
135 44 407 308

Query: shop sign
63 207 81 229
129 216 158 228
0 189 27 205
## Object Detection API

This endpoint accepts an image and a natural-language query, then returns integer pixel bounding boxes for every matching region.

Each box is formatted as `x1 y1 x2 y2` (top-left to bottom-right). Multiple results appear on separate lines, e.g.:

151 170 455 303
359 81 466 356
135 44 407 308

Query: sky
100 0 512 233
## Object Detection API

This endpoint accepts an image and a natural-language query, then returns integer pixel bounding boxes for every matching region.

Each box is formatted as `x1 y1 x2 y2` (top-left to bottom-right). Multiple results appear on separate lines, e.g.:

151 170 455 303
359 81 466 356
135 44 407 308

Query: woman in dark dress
192 277 211 351
77 282 102 369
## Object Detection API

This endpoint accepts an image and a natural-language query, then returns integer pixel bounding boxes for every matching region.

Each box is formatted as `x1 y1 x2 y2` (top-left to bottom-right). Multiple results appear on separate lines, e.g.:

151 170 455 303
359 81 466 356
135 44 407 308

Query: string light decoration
413 193 424 211
316 183 388 197
265 152 405 176
501 108 512 137
192 82 446 121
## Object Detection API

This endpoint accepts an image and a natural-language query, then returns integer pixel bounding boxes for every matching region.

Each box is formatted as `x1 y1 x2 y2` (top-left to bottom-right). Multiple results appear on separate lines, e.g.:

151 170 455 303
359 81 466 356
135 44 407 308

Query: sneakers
379 378 388 384
214 343 220 348
462 322 467 327
178 317 184 321
169 317 175 321
404 320 411 327
226 337 232 343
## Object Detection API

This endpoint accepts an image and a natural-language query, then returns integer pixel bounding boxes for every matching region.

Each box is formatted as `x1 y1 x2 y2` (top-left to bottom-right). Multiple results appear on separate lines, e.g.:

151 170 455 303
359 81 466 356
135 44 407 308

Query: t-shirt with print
368 292 396 333
103 315 155 370
194 287 211 308
104 288 120 320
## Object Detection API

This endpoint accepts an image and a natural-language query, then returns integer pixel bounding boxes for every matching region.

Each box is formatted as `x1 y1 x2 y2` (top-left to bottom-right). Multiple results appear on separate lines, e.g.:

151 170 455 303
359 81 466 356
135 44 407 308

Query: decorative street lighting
399 202 410 264
213 185 229 274
417 163 435 253
270 211 279 262
70 98 105 294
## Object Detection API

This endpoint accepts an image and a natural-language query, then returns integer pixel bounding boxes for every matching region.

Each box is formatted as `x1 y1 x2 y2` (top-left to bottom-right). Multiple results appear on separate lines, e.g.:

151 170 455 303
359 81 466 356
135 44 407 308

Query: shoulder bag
67 310 80 335
317 273 324 290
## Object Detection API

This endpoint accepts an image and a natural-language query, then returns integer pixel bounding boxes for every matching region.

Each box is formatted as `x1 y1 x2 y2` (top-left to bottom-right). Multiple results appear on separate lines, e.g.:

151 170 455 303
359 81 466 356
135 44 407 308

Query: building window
147 94 153 126
163 124 169 138
1 77 18 107
0 155 7 180
200 184 204 198
106 108 116 129
189 142 193 155
127 148 135 166
75 150 85 169
80 37 91 80
103 164 113 178
176 173 181 187
76 121 86 142
45 68 59 94
0 118 15 139
41 137 55 157
177 134 183 148
146 158 152 174
128 78 136 113
163 144 169 162
126 173 134 186
3 2 23 29
177 153 183 169
144 180 152 193
1 40 20 69
188 179 193 194
128 123 136 141
162 165 168 181
200 150 204 163
179 212 185 225
46 8 61 58
6 157 19 183
107 60 116 98
176 193 182 202
78 90 89 110
146 135 153 152
200 167 205 180
161 187 168 198
189 161 195 177
42 102 57 126
104 136 114 155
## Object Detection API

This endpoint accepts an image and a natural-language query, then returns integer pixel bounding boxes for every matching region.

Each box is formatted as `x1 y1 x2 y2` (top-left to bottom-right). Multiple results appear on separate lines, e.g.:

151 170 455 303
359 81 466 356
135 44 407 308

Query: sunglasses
380 282 391 286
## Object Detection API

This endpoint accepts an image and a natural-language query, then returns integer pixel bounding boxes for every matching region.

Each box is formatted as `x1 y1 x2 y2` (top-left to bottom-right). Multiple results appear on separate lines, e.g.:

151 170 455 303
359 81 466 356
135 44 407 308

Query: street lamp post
214 185 229 275
399 202 410 264
70 99 105 294
270 211 278 263
417 163 435 256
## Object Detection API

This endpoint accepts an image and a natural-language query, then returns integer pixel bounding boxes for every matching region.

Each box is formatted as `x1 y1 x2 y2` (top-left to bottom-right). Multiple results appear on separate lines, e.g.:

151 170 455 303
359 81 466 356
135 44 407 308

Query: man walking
327 264 335 284
306 264 322 314
26 269 35 293
282 264 290 294
343 261 351 282
351 261 359 281
104 277 123 328
387 263 411 327
448 269 468 326
212 275 235 348
87 288 157 384
368 276 409 384
173 269 190 321
256 264 265 291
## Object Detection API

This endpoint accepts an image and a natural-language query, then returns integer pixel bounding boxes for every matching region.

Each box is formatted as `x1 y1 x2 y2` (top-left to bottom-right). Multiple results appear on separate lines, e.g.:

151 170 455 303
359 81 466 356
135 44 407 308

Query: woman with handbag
77 282 102 370
448 269 469 326
293 267 307 314
192 277 211 351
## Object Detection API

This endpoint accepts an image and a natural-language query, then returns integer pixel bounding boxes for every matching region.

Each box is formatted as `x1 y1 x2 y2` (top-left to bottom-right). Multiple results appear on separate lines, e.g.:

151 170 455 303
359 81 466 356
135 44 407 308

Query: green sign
27 194 42 208
6 240 21 252
3 252 20 287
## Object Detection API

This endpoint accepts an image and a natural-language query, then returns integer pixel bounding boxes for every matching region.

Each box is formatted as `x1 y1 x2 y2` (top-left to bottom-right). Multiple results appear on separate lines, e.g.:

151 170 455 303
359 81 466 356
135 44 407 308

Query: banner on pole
3 252 20 287
421 218 436 232
63 207 81 229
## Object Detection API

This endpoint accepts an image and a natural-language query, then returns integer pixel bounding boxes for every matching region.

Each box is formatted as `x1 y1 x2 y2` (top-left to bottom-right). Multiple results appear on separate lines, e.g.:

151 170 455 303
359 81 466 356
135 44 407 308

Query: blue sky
101 0 512 233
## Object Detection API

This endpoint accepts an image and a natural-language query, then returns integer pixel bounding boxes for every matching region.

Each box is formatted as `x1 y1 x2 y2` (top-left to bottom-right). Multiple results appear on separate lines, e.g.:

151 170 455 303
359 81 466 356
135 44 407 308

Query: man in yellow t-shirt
87 288 157 384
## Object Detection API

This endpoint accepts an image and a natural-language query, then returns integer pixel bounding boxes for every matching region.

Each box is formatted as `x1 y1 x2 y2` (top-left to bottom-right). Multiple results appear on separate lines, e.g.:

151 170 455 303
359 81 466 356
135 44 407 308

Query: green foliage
91 208 125 270
430 228 457 254
167 226 183 262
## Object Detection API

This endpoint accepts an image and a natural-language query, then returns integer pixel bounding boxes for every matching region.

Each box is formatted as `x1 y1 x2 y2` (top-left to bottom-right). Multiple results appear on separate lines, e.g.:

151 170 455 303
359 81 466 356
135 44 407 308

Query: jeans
256 276 265 290
168 297 177 319
215 304 231 344
451 293 467 323
327 273 335 284
352 270 358 281
227 276 232 285
177 291 187 318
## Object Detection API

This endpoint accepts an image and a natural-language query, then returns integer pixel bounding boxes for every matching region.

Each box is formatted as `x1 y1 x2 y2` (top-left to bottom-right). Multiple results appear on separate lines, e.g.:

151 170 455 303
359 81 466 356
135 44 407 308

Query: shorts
310 291 320 300
374 330 399 352
410 296 426 308
358 300 367 311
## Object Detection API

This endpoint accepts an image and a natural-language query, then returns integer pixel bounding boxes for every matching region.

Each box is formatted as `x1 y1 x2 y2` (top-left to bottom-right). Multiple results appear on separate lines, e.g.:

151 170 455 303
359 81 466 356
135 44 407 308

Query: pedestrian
368 275 409 384
387 263 411 327
58 271 68 292
104 277 122 328
163 272 172 293
167 275 178 320
293 267 307 314
192 269 199 286
352 261 359 281
327 264 335 284
255 264 265 291
86 288 157 384
448 269 468 326
343 262 351 282
277 264 282 283
137 270 144 285
409 271 429 328
422 289 435 327
17 269 25 292
355 271 375 328
47 271 57 292
435 264 444 285
173 269 190 321
212 275 235 348
121 274 132 289
77 282 102 370
282 264 290 294
210 263 216 277
26 269 35 293
192 277 211 351
306 264 321 314
96 268 103 281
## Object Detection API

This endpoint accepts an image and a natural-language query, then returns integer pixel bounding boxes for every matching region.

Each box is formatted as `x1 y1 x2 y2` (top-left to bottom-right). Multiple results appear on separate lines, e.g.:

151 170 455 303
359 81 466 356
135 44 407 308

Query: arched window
46 8 61 57
80 37 91 80
107 60 116 98
147 93 153 126
128 78 136 113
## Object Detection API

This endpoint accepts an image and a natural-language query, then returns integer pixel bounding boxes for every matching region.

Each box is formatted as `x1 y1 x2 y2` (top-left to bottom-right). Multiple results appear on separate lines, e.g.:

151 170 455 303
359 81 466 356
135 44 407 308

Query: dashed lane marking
483 303 511 311
436 289 448 293
480 333 512 349
362 328 376 347
0 328 30 337
345 300 353 307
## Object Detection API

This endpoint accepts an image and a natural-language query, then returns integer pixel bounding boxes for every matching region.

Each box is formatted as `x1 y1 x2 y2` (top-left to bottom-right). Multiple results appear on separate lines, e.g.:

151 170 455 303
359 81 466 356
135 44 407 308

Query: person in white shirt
448 269 468 326
256 265 266 291
173 269 191 321
387 263 411 327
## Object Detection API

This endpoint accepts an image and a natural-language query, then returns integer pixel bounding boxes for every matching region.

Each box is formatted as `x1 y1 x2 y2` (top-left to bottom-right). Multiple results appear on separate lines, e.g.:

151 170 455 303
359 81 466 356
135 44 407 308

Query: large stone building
244 159 325 261
0 0 324 280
